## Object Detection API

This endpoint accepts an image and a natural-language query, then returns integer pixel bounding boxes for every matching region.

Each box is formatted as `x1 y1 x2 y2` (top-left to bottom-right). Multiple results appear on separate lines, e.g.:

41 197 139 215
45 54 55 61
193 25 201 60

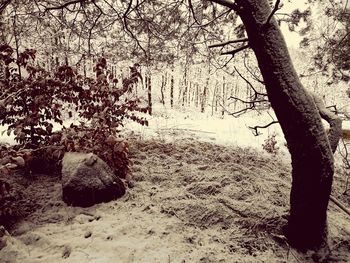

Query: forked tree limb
265 0 281 24
310 92 342 153
188 0 201 25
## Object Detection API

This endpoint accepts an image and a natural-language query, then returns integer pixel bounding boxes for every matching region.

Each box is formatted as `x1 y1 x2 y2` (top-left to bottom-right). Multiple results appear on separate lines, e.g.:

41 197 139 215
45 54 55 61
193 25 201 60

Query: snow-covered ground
0 104 288 153
1 103 350 263
2 102 350 160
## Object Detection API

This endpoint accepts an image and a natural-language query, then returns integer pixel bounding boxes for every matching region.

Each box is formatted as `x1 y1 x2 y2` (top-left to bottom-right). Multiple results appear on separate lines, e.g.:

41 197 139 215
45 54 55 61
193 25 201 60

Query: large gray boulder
61 152 125 207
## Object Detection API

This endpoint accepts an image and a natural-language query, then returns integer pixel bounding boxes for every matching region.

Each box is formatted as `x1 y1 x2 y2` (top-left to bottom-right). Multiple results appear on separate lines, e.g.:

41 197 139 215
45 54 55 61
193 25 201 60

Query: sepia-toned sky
279 1 308 48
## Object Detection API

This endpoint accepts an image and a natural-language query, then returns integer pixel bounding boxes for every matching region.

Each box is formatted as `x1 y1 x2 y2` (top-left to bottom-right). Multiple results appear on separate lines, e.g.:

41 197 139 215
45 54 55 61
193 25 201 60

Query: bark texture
235 0 335 249
310 92 342 153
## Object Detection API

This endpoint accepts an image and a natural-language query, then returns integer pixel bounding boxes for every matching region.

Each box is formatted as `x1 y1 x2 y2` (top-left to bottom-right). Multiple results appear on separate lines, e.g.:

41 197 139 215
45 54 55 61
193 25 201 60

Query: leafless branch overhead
221 44 249 56
209 0 238 11
44 0 90 12
209 38 249 48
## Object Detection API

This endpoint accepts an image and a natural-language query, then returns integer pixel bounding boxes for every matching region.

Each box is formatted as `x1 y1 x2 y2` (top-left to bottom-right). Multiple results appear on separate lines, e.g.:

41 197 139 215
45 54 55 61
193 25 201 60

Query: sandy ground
1 130 350 263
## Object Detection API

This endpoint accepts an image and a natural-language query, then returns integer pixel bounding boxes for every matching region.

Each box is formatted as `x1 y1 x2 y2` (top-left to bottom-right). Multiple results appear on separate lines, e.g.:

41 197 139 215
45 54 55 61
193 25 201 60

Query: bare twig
45 0 89 12
209 38 249 48
243 55 265 84
221 44 249 56
326 105 338 115
193 9 230 28
228 96 268 104
249 121 279 136
225 66 269 118
266 0 281 25
234 66 267 97
226 104 255 118
87 2 103 55
188 0 201 25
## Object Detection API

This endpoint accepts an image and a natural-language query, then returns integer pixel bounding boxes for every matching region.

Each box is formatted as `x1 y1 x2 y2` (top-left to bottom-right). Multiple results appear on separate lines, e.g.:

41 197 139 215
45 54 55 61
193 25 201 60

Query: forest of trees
0 0 349 257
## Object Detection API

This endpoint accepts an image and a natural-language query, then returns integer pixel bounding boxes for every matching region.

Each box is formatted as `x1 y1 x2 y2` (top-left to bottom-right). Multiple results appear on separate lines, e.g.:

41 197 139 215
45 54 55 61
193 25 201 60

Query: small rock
127 180 135 188
133 160 142 165
198 165 209 171
74 214 95 224
84 231 92 238
147 228 155 235
62 245 71 259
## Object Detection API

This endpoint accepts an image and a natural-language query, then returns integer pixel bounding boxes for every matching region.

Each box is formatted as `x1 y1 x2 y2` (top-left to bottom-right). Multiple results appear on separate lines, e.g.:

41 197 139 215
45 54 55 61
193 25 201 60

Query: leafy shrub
262 133 279 155
0 43 148 177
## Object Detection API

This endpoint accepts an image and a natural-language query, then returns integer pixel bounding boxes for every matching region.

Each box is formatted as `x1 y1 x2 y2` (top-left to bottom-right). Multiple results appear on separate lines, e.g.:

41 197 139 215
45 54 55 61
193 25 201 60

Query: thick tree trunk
235 0 335 249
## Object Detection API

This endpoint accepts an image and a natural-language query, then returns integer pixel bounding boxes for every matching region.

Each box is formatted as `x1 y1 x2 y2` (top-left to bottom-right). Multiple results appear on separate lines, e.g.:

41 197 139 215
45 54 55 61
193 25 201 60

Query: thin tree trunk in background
229 82 234 111
12 15 21 79
170 74 174 108
201 76 209 113
191 82 196 105
234 82 238 111
188 81 192 107
185 81 188 107
160 75 165 105
212 80 218 116
147 74 152 115
83 56 87 78
195 83 199 109
234 0 335 249
222 77 226 116
182 69 188 107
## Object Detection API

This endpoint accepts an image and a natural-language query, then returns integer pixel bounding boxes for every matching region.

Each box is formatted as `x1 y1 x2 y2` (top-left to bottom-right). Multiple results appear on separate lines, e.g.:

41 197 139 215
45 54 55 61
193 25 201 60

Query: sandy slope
1 131 349 263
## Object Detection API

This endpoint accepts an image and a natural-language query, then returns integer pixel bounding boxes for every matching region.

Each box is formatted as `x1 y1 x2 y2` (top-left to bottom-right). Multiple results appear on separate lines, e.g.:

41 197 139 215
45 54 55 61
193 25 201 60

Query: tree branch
221 44 249 56
123 0 133 18
249 121 279 136
243 55 265 84
87 1 103 55
0 0 11 14
188 0 201 25
265 0 281 25
193 9 230 28
227 104 255 118
311 92 342 153
209 0 238 11
234 66 267 97
228 96 268 104
209 38 249 48
45 0 89 12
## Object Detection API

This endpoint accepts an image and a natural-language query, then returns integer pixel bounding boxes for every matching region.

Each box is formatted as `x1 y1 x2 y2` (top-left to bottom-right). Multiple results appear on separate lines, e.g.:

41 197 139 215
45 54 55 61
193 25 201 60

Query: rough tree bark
211 0 342 250
310 92 342 153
